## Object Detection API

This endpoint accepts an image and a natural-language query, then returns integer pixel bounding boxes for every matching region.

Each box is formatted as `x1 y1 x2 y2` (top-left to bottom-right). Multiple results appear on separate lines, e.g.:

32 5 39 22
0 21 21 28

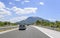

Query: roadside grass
35 25 60 32
0 30 4 32
55 28 60 31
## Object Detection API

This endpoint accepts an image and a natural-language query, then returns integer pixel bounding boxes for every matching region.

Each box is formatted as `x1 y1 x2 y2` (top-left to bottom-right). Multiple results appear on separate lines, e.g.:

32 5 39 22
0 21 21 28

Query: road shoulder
0 28 18 34
32 26 60 38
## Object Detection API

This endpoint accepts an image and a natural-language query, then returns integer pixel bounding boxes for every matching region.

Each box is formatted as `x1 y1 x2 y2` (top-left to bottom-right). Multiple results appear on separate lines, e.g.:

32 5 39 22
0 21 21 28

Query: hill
17 17 49 25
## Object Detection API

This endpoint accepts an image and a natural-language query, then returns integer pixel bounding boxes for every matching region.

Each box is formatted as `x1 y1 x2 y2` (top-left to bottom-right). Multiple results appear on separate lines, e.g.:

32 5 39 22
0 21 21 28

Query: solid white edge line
0 28 18 34
32 26 54 38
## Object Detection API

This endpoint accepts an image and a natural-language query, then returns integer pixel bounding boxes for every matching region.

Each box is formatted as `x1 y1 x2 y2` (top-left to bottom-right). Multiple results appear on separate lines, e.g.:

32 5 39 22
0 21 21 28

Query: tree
49 22 55 27
0 22 5 26
36 20 41 25
55 21 60 28
43 21 49 26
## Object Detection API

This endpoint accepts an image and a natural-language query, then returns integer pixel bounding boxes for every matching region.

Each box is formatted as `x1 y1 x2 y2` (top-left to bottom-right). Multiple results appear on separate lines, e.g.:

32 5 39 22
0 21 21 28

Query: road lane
0 26 50 38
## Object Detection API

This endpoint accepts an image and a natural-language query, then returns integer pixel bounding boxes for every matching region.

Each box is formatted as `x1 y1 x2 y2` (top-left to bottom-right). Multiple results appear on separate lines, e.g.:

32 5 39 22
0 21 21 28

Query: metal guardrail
0 26 18 30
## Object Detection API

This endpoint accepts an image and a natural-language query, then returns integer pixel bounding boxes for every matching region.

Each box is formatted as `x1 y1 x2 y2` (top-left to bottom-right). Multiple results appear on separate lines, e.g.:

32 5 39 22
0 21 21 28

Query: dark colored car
19 25 26 30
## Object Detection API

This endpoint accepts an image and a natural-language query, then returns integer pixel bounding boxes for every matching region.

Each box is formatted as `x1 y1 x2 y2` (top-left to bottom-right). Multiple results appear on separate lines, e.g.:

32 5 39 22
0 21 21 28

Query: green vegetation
36 20 41 25
35 20 60 31
0 21 17 27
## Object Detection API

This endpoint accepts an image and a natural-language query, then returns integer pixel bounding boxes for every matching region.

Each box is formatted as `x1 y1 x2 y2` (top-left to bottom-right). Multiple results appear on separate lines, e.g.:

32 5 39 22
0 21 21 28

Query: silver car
19 25 26 30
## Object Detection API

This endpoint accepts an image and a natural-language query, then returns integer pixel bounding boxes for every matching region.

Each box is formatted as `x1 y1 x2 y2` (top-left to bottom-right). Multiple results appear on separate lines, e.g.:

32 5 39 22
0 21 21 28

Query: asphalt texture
0 26 50 38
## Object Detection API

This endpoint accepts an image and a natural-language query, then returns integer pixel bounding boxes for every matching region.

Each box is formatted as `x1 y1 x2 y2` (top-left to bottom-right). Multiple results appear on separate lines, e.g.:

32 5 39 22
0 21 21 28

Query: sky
0 0 60 23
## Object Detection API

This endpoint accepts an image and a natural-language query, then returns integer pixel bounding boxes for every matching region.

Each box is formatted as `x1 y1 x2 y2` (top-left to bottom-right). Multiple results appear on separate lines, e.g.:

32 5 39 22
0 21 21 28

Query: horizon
0 16 59 23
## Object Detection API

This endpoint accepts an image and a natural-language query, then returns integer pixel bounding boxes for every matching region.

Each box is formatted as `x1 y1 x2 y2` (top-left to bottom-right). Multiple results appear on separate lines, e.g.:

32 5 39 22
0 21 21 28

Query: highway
0 26 50 38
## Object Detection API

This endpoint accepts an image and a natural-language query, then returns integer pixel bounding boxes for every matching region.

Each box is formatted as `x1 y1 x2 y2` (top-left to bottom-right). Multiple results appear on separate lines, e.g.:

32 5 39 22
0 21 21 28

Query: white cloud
24 0 30 2
0 15 4 18
0 9 11 15
0 2 11 15
9 2 13 5
15 0 20 1
0 15 6 22
0 2 12 21
9 16 28 23
24 8 37 13
21 0 30 4
40 2 44 5
9 2 15 6
12 6 37 15
0 2 5 8
48 18 57 22
0 19 9 22
6 8 10 10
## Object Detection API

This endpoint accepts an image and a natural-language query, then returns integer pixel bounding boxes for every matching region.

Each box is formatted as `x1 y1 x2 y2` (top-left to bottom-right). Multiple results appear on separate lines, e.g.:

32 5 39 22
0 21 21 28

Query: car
19 25 26 30
27 24 30 26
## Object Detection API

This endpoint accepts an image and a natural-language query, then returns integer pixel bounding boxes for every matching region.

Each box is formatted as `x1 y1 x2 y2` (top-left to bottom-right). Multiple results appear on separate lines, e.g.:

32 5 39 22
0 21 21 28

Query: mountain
17 17 49 25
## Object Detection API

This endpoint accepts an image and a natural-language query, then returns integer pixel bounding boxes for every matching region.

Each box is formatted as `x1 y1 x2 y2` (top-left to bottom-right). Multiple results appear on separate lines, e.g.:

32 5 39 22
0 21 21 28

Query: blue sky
0 0 60 23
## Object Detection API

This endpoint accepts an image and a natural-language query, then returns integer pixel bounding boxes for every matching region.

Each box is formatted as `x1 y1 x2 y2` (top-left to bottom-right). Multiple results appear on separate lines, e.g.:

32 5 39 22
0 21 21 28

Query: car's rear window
23 25 25 27
19 25 25 27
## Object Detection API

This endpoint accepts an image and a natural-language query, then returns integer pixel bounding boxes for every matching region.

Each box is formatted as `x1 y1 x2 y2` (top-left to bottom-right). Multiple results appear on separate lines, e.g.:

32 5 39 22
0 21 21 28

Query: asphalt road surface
0 26 50 38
